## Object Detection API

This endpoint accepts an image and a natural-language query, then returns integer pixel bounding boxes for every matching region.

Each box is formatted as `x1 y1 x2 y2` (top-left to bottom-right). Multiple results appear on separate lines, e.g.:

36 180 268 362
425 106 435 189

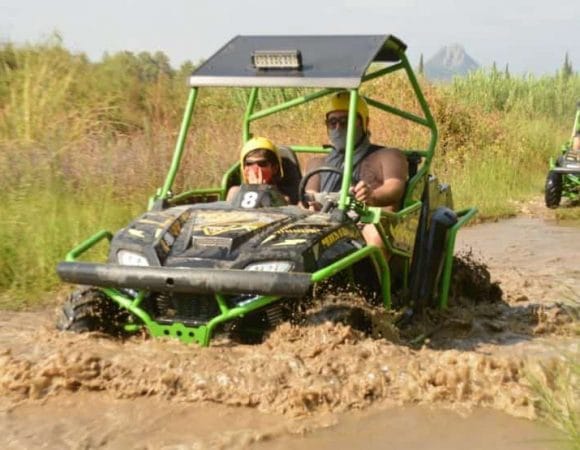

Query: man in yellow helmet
226 136 287 201
305 91 408 250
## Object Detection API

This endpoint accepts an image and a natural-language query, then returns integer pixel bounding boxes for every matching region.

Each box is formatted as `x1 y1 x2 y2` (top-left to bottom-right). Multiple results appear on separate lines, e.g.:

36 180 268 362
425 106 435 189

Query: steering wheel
298 166 345 212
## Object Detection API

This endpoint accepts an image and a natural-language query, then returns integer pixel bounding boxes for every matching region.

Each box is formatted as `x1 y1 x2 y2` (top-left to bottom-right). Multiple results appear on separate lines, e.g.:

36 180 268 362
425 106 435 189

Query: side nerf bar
550 167 580 174
56 262 311 297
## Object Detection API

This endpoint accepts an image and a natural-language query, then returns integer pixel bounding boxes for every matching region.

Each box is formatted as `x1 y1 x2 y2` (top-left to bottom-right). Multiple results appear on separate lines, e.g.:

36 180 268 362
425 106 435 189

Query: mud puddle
254 405 562 450
1 394 562 450
0 216 578 449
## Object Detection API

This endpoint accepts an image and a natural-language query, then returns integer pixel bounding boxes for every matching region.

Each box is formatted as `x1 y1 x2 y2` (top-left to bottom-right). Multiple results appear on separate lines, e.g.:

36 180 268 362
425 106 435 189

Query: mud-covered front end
57 202 371 345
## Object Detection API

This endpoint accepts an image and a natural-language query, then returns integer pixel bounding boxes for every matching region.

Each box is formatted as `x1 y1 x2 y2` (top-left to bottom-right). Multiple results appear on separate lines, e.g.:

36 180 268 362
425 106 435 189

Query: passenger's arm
226 185 240 202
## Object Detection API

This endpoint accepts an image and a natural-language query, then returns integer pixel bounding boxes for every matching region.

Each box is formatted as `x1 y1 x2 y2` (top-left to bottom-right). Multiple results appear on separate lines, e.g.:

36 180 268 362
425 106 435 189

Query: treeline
0 35 194 147
1 37 579 148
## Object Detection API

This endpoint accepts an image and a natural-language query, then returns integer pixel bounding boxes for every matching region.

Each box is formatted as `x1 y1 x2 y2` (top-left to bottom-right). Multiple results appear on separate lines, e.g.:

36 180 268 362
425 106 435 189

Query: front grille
152 292 220 326
265 304 286 326
191 236 232 250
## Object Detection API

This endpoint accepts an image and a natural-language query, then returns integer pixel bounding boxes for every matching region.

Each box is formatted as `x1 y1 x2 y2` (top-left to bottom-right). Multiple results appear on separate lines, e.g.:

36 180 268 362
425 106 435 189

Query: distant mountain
424 44 480 81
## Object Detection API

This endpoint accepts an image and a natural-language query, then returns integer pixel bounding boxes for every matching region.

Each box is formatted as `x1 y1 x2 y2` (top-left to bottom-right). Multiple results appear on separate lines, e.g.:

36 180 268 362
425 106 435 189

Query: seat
277 146 303 204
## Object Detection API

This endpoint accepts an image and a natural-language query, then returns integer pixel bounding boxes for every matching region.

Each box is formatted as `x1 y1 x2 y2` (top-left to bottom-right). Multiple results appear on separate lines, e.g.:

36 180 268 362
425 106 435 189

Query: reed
526 305 579 450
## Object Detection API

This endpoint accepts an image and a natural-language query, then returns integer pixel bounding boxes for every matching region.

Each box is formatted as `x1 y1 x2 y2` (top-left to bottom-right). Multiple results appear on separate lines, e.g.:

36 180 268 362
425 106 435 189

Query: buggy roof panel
189 35 407 88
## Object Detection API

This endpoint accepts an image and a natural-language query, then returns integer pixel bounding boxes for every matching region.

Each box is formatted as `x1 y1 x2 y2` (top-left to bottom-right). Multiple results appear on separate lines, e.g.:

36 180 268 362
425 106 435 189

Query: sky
0 0 578 75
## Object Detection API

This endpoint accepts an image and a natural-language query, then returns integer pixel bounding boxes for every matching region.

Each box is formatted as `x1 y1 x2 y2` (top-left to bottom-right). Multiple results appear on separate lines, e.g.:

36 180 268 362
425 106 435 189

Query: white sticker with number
241 191 259 208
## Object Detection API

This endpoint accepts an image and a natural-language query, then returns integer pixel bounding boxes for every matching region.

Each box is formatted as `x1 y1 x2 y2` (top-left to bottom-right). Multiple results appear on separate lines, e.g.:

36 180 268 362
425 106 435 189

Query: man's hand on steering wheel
350 179 373 204
298 166 368 217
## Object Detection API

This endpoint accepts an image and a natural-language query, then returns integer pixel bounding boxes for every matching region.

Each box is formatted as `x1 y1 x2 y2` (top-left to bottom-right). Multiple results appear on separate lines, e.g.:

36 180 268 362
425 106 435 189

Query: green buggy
55 35 477 346
545 101 580 208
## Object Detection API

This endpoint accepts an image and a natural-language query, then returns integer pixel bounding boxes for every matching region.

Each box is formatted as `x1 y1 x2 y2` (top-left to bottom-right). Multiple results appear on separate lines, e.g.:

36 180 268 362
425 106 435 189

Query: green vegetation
0 37 578 306
529 356 580 450
527 306 580 450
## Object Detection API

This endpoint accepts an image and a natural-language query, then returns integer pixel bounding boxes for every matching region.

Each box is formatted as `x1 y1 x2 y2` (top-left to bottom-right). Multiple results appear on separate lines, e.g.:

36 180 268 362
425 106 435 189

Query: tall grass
526 305 579 450
449 68 580 120
0 41 107 148
528 356 580 450
0 39 578 305
0 177 143 308
435 112 563 217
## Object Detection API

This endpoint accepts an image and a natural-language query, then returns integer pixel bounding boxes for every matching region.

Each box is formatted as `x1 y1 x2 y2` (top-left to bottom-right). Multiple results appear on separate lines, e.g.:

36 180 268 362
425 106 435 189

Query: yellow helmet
240 136 283 181
327 91 369 132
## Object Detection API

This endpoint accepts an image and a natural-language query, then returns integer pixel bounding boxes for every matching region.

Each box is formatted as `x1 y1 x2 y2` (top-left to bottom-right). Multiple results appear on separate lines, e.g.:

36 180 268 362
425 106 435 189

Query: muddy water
0 216 578 449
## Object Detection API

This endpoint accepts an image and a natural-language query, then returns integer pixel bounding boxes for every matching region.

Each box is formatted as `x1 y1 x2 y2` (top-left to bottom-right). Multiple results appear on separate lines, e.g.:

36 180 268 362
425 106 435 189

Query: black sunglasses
244 158 271 168
325 116 349 129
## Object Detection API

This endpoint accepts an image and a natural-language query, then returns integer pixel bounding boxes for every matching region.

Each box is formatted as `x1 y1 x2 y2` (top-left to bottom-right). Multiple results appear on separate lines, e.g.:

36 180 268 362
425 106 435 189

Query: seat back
406 151 422 179
277 146 303 204
400 151 424 209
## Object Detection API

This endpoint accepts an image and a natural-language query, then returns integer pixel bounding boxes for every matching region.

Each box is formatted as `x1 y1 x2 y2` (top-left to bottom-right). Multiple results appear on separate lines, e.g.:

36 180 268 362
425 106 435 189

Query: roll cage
147 34 476 309
153 35 436 210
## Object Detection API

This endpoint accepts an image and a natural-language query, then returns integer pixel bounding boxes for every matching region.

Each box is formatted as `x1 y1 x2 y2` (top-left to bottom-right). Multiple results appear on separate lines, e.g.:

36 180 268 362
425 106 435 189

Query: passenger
304 91 408 251
226 136 287 202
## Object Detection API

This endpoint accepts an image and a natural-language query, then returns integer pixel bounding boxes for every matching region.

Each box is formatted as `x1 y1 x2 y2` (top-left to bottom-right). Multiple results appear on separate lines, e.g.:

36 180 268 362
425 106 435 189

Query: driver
226 136 287 201
304 91 408 250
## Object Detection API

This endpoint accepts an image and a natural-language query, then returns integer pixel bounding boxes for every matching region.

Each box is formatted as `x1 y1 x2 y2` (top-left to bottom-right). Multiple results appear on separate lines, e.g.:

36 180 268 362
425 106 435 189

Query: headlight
117 250 149 266
245 261 293 272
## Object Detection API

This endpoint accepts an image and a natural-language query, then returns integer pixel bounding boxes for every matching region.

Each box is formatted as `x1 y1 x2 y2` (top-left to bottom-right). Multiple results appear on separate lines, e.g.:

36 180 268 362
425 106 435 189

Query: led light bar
251 50 302 70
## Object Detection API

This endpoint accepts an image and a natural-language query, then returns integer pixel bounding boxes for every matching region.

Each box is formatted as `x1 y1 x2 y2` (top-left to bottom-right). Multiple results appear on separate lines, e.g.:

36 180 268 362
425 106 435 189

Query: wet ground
0 207 578 449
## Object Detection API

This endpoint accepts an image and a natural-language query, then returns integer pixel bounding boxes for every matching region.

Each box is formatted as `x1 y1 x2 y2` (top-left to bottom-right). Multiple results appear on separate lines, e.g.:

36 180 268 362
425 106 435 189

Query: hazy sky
0 0 578 75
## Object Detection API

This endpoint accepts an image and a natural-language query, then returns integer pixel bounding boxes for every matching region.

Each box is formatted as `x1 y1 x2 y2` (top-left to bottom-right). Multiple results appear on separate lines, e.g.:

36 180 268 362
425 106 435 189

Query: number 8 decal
241 191 258 208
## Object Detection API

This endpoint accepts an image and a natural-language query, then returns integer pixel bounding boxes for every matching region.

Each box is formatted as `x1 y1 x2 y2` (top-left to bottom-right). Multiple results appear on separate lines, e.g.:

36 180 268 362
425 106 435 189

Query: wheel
544 171 562 208
303 304 373 334
56 288 129 336
297 166 343 211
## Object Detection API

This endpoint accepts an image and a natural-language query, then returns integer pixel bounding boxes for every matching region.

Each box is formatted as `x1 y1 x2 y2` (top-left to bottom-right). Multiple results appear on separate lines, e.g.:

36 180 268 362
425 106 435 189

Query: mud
0 214 578 449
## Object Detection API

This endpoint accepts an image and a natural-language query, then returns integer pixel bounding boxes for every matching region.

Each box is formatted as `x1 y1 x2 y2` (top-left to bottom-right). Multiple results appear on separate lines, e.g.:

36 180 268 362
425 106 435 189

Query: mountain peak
424 44 480 81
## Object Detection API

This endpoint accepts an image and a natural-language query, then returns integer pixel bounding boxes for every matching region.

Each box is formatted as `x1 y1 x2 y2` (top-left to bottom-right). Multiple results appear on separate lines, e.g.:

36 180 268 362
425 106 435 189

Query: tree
178 60 195 79
137 51 173 82
418 53 424 75
561 52 573 79
504 63 510 78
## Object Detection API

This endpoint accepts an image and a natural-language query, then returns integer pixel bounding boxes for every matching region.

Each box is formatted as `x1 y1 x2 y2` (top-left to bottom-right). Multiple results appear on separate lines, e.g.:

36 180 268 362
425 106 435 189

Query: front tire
544 171 562 209
303 304 373 334
56 288 129 336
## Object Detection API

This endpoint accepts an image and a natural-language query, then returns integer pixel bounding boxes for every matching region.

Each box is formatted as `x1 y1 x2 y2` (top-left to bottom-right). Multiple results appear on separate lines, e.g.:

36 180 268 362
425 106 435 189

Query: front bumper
57 262 312 297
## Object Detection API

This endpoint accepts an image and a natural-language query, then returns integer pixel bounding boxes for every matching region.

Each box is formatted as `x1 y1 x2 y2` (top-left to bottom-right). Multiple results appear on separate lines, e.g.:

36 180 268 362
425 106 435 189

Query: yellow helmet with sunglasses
327 91 369 132
240 136 284 182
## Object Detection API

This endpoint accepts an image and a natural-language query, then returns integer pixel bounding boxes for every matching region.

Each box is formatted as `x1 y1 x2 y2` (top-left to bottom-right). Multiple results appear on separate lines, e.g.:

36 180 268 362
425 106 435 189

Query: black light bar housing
251 49 303 70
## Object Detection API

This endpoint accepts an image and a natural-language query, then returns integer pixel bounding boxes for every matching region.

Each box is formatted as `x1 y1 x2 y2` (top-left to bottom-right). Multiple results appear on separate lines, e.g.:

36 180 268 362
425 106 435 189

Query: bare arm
366 178 406 208
226 185 240 202
352 148 408 210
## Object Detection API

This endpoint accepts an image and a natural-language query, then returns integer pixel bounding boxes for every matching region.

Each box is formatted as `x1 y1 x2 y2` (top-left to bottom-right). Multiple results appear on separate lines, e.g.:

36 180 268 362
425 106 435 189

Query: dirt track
0 205 578 449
